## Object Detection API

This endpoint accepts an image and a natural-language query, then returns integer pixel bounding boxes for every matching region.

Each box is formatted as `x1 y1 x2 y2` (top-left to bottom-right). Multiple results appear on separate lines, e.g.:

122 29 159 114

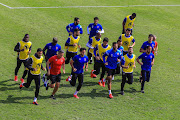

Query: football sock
103 79 106 82
109 90 112 95
99 80 101 82
74 91 78 95
34 97 37 102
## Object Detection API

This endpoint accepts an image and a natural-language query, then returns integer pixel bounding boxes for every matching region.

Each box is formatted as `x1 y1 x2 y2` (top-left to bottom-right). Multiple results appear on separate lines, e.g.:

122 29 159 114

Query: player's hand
95 56 100 60
151 62 154 66
133 65 136 68
42 67 46 71
63 69 65 74
117 59 120 62
34 68 37 71
73 43 77 46
125 66 129 69
73 68 77 72
105 62 108 65
85 68 88 71
155 51 158 56
78 45 81 48
21 49 24 51
140 62 143 65
69 32 73 35
28 51 31 55
47 71 50 76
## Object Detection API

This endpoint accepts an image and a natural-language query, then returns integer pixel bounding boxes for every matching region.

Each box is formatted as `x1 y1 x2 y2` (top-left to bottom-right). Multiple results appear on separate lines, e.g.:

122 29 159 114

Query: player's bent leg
127 73 133 84
70 73 77 86
146 71 151 82
14 58 23 81
33 75 40 105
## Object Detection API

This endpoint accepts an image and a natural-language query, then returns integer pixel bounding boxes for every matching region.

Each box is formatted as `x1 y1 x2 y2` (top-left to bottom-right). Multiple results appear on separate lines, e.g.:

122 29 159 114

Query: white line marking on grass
0 3 12 9
1 3 180 9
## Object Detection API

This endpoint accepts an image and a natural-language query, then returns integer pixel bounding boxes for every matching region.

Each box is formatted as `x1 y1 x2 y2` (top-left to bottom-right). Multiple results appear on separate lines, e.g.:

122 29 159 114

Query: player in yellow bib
20 48 46 105
86 32 101 64
91 37 111 86
65 28 81 64
118 28 135 55
122 13 136 35
14 34 32 83
120 47 136 95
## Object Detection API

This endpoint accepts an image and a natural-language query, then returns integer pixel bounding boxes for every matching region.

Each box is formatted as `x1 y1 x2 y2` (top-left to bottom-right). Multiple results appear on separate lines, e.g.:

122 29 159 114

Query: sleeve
44 44 48 50
72 55 77 61
86 38 93 49
79 26 83 34
132 38 135 43
119 35 122 40
29 45 32 51
103 51 109 63
87 26 90 34
66 24 71 33
14 42 20 52
98 25 104 33
65 38 73 46
94 46 98 56
48 57 53 63
141 43 146 49
86 56 89 62
121 57 125 65
138 54 143 59
25 58 34 71
123 17 127 23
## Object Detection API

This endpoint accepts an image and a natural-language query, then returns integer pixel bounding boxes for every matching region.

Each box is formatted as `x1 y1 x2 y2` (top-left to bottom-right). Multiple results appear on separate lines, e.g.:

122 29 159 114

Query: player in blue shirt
66 17 83 36
87 17 104 40
43 37 61 61
115 39 124 74
137 46 155 93
67 48 89 99
42 37 61 84
103 42 122 98
140 34 155 53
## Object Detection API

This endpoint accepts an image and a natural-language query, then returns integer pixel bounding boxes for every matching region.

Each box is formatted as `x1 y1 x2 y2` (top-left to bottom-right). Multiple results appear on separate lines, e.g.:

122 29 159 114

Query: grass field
0 0 180 119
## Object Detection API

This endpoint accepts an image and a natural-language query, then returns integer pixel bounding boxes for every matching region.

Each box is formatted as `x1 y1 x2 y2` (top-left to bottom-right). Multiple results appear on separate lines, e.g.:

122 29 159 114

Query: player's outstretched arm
62 63 65 74
136 58 143 65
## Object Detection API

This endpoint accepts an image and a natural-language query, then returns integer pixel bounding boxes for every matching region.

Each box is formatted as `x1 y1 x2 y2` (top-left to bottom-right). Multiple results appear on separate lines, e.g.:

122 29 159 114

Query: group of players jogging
14 13 158 105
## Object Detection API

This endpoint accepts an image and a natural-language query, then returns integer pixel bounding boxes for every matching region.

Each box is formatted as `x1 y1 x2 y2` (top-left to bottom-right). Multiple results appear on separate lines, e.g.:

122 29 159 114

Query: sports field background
0 0 180 119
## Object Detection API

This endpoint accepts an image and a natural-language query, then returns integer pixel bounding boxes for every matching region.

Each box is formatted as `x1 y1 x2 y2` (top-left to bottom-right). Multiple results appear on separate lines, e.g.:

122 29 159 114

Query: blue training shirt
72 54 89 74
66 23 83 35
103 49 122 69
88 23 103 38
138 52 154 71
141 41 155 52
44 43 61 59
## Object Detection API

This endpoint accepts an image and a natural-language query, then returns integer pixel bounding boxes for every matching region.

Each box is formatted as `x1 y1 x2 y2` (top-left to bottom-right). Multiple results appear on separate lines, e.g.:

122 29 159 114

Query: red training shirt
152 41 158 54
48 55 65 75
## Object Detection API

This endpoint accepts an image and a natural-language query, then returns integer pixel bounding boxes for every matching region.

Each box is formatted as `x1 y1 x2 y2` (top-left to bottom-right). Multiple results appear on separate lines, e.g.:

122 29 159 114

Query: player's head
57 50 64 58
37 48 43 57
23 34 29 42
117 39 122 46
112 42 118 50
148 34 154 43
74 28 80 36
103 37 109 46
128 46 133 54
52 37 58 45
131 13 136 19
153 35 157 41
96 32 101 39
74 17 80 25
126 28 131 35
80 48 86 56
94 17 99 24
146 45 152 53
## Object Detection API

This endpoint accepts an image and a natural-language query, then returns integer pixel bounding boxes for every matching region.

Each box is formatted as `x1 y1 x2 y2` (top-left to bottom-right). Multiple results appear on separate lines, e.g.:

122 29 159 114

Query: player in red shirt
45 50 65 99
152 35 158 55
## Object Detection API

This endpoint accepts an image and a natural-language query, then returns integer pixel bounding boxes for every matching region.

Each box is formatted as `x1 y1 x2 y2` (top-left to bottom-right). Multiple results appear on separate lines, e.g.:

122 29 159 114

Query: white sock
99 80 101 82
22 83 24 85
70 75 72 77
112 75 114 80
34 97 37 102
109 90 112 95
74 91 78 95
103 79 106 82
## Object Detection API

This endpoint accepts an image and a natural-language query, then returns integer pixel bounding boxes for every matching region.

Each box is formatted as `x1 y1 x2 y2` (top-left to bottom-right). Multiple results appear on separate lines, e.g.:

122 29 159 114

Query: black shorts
141 70 151 82
122 72 133 84
106 68 115 76
65 51 77 64
50 73 61 84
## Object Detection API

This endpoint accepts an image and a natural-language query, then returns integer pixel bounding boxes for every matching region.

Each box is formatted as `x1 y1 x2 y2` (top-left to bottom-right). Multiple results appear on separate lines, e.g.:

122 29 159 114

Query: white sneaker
112 75 114 80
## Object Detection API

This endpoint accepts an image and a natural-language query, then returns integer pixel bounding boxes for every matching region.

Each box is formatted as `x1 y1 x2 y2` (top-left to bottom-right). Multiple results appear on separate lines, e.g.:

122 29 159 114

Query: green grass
0 0 180 119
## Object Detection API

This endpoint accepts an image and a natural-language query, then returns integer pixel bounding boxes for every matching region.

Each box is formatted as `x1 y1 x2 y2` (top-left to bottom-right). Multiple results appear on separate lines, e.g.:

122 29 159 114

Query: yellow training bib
121 34 134 51
123 54 135 73
125 15 136 29
98 44 111 61
19 40 32 60
30 55 43 75
67 35 80 52
89 36 101 55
